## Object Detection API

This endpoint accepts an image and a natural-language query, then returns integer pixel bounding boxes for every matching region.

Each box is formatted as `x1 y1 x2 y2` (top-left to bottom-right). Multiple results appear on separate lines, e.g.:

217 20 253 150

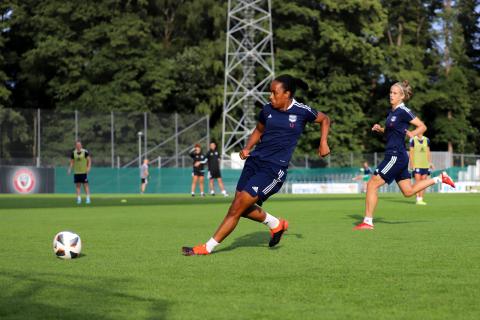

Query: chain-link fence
1 108 479 169
0 109 209 168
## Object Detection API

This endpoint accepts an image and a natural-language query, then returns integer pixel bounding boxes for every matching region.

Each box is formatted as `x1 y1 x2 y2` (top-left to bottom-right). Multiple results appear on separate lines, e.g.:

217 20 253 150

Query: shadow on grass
215 231 303 253
0 270 170 320
347 214 430 226
383 198 418 205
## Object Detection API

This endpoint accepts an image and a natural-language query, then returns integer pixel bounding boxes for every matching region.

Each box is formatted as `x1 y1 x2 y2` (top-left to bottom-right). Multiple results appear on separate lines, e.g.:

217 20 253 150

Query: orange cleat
353 222 374 230
269 219 289 247
441 171 455 188
182 244 210 256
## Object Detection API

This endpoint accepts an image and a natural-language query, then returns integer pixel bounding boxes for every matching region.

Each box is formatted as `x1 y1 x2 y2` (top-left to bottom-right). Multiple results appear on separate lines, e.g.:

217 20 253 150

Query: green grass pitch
1 193 480 320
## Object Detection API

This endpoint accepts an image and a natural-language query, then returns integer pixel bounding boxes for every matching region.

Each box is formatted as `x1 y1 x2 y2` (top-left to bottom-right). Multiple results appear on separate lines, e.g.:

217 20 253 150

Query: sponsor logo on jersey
268 114 272 119
252 186 259 193
13 168 36 193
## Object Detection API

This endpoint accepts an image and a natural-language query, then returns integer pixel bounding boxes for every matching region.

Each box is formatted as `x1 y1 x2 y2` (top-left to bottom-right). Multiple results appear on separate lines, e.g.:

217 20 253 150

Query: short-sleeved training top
190 150 207 171
71 148 90 174
250 99 319 166
206 150 220 171
384 103 416 155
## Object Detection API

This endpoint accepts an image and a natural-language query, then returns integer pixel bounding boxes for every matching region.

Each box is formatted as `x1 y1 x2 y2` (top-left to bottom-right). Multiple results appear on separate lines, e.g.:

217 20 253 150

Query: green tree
0 5 11 108
430 0 476 153
457 0 480 152
273 0 387 161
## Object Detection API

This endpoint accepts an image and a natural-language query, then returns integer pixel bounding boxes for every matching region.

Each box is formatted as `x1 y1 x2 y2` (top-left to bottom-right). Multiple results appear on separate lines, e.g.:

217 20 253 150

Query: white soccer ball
53 231 82 259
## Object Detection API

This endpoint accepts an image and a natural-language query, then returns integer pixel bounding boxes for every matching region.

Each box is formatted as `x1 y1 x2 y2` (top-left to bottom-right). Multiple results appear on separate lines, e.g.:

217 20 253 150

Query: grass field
1 193 480 320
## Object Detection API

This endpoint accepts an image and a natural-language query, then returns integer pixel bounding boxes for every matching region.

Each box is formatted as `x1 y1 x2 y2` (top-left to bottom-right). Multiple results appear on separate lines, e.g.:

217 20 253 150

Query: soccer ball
53 231 82 259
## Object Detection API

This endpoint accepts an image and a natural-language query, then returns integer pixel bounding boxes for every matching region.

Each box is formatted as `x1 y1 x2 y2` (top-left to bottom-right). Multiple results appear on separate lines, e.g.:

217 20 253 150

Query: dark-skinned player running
182 74 330 255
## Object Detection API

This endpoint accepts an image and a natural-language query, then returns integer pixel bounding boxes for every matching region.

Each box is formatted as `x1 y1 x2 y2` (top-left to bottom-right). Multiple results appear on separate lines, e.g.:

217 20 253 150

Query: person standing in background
190 144 207 197
409 134 433 205
68 141 91 204
140 159 149 194
206 142 228 197
352 161 373 193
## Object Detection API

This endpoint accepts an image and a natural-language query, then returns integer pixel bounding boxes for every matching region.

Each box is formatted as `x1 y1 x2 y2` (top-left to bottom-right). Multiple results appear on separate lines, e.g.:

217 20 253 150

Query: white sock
206 237 219 253
363 217 373 225
433 176 441 183
86 195 90 200
262 212 280 229
222 190 227 195
417 197 423 201
77 196 81 201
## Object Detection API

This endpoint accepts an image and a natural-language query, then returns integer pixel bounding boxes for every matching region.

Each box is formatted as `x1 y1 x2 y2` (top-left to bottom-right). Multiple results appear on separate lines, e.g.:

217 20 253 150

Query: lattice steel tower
221 0 275 158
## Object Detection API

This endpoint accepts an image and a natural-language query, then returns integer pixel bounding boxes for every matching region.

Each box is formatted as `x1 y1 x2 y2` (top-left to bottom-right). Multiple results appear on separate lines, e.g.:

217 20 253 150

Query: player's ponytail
274 74 309 98
294 78 309 91
393 80 413 101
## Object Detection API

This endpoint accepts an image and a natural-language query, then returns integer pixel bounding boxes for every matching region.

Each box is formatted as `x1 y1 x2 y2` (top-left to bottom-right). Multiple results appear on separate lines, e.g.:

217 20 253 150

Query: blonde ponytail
393 80 413 101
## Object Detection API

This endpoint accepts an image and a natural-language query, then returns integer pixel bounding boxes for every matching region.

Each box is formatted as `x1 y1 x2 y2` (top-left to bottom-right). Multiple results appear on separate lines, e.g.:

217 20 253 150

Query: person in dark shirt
182 74 330 255
206 142 228 197
189 144 207 197
354 80 456 230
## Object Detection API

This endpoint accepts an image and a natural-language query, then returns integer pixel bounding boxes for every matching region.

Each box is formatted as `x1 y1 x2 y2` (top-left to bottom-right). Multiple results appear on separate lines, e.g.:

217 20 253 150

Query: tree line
0 0 479 162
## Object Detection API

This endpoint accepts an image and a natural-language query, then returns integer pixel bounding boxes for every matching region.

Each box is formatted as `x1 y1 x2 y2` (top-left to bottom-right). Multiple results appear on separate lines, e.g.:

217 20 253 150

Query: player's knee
366 180 379 192
227 199 245 217
401 189 414 197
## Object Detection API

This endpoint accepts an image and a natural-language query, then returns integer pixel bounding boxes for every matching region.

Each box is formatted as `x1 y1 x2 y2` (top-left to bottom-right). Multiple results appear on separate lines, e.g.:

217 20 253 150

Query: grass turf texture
1 193 479 320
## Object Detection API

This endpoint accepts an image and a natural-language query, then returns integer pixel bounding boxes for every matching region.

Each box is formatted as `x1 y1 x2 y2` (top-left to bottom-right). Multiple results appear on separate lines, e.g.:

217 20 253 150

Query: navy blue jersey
250 99 318 166
384 103 416 155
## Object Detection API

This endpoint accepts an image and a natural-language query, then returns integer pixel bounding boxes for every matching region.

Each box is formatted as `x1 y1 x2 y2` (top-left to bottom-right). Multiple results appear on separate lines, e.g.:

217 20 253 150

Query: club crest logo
288 115 297 122
391 116 397 122
13 168 36 193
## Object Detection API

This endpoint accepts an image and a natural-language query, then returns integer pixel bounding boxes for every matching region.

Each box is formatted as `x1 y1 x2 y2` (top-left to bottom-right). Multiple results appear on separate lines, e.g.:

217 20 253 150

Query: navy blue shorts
236 157 287 206
374 153 410 184
413 168 430 176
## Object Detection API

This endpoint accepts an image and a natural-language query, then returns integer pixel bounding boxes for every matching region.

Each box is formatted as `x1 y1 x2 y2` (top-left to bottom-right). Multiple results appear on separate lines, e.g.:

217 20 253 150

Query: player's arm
409 147 414 170
427 138 433 169
199 155 208 165
68 159 74 175
372 123 385 134
68 151 74 174
86 153 91 173
240 122 265 160
405 117 427 139
314 112 330 158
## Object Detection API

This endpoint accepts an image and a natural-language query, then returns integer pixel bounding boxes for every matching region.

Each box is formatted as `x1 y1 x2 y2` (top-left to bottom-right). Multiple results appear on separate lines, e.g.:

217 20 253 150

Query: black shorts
413 168 431 176
74 174 88 184
192 169 204 177
141 178 148 184
208 168 221 179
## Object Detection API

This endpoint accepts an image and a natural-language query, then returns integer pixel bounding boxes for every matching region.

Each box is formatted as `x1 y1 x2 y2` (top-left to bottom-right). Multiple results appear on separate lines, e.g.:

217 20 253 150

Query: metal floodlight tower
221 0 275 158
